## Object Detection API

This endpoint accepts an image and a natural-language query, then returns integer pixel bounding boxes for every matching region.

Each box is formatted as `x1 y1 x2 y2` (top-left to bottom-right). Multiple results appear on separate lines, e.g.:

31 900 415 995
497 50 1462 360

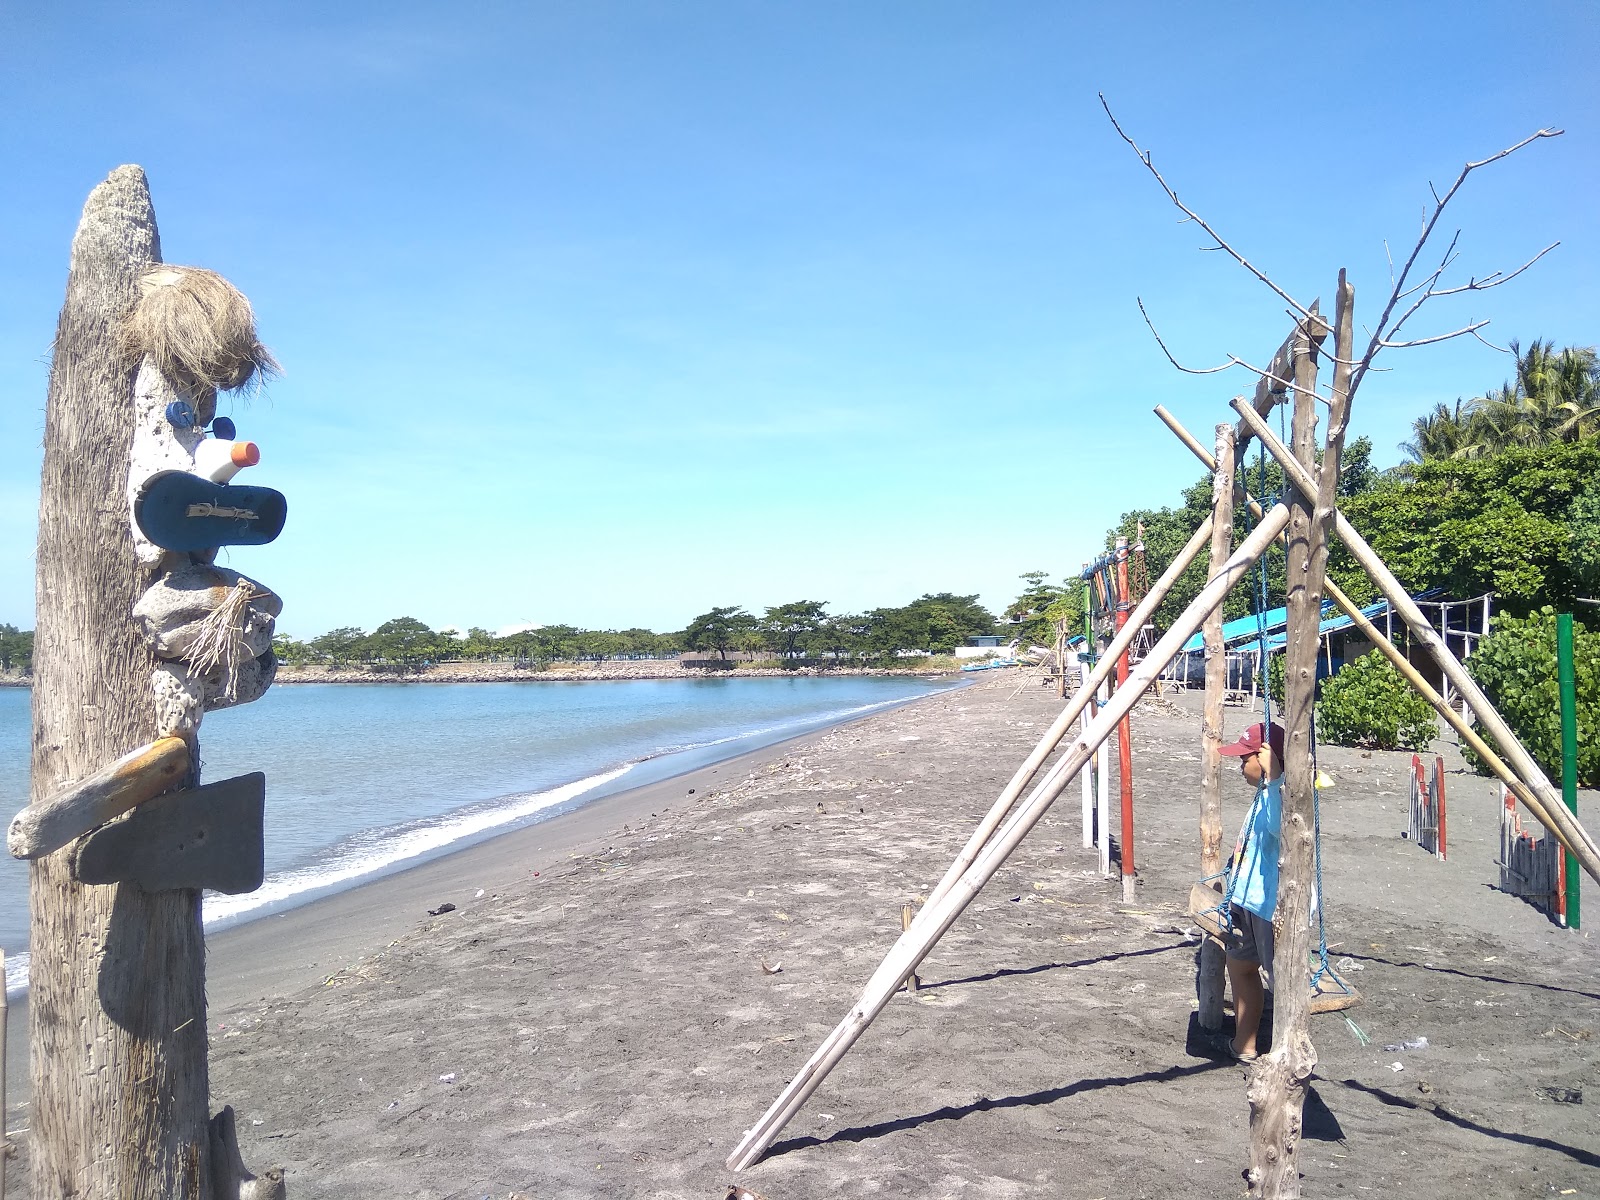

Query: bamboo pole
1079 655 1094 850
1114 536 1137 902
725 503 1292 1172
919 516 1215 915
1231 398 1600 878
1157 403 1600 884
1096 677 1112 877
1196 422 1236 1031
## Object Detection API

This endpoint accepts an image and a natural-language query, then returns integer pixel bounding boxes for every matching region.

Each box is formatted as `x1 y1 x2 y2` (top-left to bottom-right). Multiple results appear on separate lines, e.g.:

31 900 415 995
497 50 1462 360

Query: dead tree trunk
1196 421 1236 1031
1247 278 1354 1198
29 167 212 1197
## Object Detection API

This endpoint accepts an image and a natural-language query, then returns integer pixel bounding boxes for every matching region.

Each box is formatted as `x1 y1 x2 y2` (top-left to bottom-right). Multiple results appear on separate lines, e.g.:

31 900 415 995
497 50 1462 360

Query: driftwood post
1248 277 1355 1198
27 167 214 1197
1196 421 1236 1031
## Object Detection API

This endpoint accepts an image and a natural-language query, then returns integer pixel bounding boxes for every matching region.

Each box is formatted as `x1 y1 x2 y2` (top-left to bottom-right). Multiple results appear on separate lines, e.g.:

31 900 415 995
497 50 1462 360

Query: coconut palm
1399 398 1491 463
1404 341 1600 464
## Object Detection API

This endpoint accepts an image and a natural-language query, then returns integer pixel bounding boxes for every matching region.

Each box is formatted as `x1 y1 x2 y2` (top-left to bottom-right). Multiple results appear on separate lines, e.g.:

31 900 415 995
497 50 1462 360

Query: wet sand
5 677 1598 1197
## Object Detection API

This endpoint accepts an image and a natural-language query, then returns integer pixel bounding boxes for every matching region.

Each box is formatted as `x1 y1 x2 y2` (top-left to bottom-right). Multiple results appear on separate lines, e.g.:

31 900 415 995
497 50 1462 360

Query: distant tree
760 600 829 658
0 623 34 673
310 625 369 665
271 633 316 667
684 606 752 660
458 627 497 660
368 617 440 666
1006 572 1076 647
820 613 868 661
731 626 766 659
866 593 995 657
579 631 628 661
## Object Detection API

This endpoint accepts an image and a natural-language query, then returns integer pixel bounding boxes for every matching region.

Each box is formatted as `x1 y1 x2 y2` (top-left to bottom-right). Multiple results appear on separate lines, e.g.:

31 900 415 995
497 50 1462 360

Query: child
1216 720 1286 1061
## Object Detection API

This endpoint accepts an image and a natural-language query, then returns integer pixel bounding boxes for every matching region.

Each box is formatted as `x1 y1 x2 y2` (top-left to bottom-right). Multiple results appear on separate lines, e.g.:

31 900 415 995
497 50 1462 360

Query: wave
201 763 634 928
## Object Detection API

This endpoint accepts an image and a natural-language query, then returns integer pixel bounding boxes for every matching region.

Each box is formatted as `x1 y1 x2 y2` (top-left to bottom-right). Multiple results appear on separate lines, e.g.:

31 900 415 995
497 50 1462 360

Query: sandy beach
5 676 1598 1198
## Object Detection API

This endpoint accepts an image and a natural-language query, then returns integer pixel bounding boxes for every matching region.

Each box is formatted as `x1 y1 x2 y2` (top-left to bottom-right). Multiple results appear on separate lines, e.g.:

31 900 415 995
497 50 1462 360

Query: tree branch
1101 93 1314 324
1378 319 1491 349
1351 127 1563 396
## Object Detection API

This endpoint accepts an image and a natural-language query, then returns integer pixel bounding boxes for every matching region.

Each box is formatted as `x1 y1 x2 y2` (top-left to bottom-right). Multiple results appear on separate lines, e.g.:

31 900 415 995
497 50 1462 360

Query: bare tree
1102 95 1560 1199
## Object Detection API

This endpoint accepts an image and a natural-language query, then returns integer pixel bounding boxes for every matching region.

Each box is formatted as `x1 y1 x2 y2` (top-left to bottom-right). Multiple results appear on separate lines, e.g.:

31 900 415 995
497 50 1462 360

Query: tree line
681 594 996 662
264 592 1002 670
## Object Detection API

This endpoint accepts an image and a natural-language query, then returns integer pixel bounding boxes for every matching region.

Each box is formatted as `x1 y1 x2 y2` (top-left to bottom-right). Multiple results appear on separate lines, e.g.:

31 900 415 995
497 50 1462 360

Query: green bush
1267 653 1285 707
1462 607 1599 786
1315 651 1438 751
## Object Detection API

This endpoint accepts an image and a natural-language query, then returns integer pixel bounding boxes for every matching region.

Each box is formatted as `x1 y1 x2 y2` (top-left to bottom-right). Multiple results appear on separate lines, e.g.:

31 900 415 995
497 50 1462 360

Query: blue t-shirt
1231 777 1282 920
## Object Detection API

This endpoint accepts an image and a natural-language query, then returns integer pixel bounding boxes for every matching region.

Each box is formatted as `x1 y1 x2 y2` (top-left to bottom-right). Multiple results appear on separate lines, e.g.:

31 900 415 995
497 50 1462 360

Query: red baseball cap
1218 721 1285 760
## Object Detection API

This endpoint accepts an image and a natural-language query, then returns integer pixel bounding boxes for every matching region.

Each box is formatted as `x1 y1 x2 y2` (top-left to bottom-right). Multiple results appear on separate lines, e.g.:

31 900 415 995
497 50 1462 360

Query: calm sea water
0 675 953 993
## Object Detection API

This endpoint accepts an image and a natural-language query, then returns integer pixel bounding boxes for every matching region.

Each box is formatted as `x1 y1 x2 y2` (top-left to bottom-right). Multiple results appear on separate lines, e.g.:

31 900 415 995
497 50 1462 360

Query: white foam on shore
201 762 635 928
5 764 634 999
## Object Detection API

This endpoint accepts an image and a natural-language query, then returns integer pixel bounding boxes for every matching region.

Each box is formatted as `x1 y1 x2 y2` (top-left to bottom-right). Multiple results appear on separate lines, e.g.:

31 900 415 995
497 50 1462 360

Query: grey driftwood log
27 165 283 1197
7 735 188 860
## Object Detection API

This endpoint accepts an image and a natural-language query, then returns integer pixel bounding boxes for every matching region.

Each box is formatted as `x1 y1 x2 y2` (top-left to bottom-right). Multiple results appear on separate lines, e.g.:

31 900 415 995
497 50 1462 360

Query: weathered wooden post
1247 276 1354 1198
1196 421 1236 1032
18 167 285 1199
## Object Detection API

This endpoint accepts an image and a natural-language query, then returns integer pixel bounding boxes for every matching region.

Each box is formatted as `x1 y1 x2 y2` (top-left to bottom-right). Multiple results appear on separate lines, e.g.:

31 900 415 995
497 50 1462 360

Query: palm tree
1400 398 1490 463
1405 341 1600 464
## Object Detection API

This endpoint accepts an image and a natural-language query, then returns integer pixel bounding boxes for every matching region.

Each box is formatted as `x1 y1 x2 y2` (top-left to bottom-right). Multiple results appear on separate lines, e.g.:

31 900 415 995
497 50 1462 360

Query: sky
1 2 1596 639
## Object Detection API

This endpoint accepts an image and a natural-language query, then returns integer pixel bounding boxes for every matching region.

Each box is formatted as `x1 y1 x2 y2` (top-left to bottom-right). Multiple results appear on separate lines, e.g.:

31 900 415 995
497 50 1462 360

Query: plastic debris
438 1072 457 1084
475 888 485 899
1533 1086 1583 1104
1344 1016 1371 1046
1389 1062 1405 1072
1383 1037 1429 1051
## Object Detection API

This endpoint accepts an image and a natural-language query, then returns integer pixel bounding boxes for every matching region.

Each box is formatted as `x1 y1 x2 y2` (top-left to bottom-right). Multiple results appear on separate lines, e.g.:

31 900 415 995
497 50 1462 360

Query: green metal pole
1558 612 1580 929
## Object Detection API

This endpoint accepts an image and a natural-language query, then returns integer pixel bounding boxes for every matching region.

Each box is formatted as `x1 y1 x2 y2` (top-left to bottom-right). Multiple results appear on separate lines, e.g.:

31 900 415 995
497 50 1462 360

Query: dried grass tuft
121 266 280 395
187 579 257 701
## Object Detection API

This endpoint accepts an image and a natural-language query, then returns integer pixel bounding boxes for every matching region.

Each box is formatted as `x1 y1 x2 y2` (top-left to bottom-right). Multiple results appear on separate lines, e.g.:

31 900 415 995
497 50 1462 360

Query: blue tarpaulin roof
1178 600 1390 654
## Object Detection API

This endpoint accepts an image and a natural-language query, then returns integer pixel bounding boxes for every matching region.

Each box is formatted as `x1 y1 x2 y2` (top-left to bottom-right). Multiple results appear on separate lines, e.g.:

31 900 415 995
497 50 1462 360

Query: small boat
960 658 1019 672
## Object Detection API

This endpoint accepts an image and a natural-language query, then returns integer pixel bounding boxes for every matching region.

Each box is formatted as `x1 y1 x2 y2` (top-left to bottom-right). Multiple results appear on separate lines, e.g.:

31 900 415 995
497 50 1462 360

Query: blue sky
1 3 1595 638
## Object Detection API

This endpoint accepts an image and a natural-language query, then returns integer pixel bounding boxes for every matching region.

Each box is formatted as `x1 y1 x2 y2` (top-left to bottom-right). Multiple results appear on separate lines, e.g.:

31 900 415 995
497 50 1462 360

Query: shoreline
3 682 958 1124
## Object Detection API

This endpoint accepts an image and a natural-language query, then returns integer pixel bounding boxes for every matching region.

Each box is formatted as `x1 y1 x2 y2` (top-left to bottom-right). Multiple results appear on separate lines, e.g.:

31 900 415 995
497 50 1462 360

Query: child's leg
1227 954 1265 1057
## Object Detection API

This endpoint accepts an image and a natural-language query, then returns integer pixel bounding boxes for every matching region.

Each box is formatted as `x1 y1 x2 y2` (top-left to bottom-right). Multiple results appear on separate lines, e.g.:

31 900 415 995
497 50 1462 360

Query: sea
0 674 956 996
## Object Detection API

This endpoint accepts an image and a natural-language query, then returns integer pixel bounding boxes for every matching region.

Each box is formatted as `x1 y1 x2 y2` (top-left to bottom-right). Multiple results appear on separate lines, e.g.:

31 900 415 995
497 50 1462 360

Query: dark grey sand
5 677 1598 1198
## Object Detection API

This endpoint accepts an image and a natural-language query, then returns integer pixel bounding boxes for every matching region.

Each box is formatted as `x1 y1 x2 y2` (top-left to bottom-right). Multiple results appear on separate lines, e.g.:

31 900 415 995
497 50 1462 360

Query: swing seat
1309 971 1363 1014
1187 880 1228 942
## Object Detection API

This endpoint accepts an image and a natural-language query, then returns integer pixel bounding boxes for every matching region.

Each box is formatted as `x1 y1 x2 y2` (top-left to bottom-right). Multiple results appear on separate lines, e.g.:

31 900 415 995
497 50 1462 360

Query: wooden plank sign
9 736 190 860
134 470 286 552
74 772 265 895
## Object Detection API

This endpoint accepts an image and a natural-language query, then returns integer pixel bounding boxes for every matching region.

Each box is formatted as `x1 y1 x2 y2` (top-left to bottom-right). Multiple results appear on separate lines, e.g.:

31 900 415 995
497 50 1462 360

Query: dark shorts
1225 907 1275 970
